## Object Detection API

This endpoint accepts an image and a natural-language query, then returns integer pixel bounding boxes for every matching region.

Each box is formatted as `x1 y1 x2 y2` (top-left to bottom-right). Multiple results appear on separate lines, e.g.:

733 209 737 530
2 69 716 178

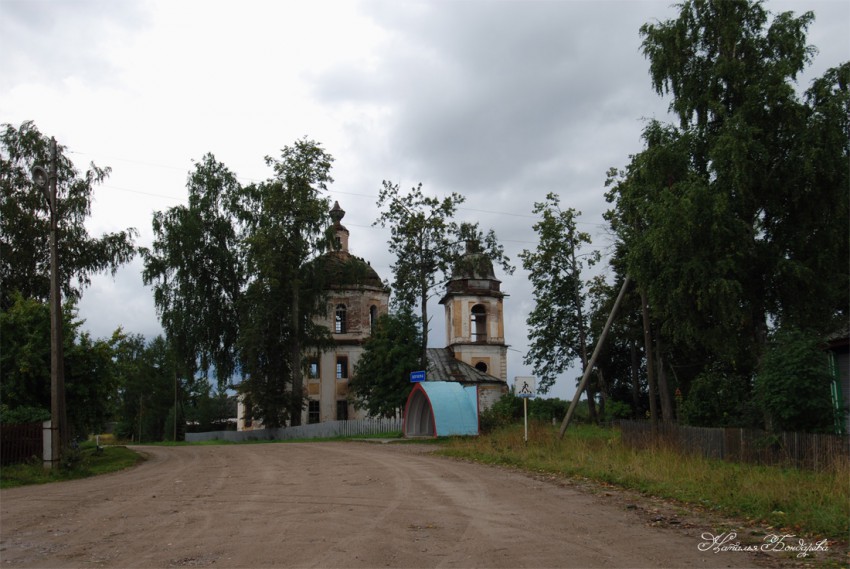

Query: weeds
0 445 143 489
441 422 848 540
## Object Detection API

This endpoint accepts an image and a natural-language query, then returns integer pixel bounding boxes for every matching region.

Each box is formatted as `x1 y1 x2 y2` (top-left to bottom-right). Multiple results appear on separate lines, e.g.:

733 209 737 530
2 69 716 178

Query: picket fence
618 420 849 471
185 417 403 443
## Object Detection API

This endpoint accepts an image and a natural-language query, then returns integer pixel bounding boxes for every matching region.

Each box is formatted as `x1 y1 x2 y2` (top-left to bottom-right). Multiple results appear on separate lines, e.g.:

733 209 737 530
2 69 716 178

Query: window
475 361 488 373
308 357 320 379
471 304 487 342
336 356 349 379
336 400 349 421
335 304 347 334
369 305 378 334
308 400 320 424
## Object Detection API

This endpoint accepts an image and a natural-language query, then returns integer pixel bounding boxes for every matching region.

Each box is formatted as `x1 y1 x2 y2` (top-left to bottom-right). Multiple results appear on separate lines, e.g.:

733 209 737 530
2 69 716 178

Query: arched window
471 304 487 343
369 305 378 333
335 304 347 334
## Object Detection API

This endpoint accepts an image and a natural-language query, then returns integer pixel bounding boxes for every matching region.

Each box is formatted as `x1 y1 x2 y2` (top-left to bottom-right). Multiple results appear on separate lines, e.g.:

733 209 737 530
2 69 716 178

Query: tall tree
636 0 844 356
143 140 337 429
349 308 422 418
112 333 182 442
0 121 137 309
0 294 118 437
235 138 335 427
375 182 513 367
375 182 463 367
142 154 244 388
519 193 600 420
605 1 848 427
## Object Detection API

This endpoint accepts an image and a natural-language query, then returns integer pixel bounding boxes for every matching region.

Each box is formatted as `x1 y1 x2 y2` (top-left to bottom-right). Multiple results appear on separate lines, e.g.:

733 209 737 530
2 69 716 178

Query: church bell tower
439 241 508 380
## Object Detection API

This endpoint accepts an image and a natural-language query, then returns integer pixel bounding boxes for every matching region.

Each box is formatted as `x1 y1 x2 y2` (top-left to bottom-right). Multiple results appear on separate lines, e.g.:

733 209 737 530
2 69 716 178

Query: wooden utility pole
640 288 658 423
49 137 68 464
33 138 67 467
558 275 631 438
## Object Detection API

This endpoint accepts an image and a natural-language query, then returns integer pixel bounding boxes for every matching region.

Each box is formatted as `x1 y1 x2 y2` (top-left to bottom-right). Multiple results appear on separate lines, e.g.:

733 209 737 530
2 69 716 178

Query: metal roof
426 348 504 385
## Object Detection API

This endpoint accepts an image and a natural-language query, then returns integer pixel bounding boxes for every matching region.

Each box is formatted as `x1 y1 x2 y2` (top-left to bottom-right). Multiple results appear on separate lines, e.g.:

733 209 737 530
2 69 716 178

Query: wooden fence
617 420 849 471
1 423 42 466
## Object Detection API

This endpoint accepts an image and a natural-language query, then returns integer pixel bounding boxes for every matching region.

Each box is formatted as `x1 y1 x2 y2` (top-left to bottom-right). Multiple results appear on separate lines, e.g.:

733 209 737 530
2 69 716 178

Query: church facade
237 202 508 430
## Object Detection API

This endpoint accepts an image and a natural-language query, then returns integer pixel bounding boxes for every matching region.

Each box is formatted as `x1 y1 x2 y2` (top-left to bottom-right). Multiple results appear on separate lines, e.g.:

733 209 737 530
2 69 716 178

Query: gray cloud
314 1 675 200
0 0 150 91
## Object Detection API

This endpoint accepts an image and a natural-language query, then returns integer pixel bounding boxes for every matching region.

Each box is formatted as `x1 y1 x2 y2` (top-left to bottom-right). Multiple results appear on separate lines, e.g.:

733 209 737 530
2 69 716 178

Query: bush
680 365 759 428
755 327 836 433
0 405 50 425
479 393 522 433
602 399 633 422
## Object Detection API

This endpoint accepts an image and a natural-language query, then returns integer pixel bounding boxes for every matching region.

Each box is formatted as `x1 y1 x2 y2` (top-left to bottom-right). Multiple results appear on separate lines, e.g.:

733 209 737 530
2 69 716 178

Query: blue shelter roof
404 381 479 437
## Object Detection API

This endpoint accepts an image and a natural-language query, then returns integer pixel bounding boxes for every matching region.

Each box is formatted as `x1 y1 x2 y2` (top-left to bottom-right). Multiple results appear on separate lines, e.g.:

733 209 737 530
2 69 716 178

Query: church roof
320 250 384 289
426 348 504 384
315 201 385 290
450 240 497 280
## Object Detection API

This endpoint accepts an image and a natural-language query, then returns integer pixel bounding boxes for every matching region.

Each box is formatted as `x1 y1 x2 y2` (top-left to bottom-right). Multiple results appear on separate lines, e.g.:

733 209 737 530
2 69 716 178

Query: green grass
0 444 144 489
440 422 849 540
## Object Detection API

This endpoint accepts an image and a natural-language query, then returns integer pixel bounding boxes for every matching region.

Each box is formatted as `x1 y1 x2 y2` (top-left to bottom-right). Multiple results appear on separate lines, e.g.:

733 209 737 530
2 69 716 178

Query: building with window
439 240 508 382
237 201 390 429
237 205 510 431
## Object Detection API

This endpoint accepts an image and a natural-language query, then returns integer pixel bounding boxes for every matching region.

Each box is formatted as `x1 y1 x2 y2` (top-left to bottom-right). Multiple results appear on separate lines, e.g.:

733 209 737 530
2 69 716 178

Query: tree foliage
520 193 600 401
142 139 336 428
142 154 243 386
375 181 513 366
0 294 117 437
349 309 422 418
374 181 463 366
235 139 336 427
755 327 836 433
603 1 848 430
0 121 138 309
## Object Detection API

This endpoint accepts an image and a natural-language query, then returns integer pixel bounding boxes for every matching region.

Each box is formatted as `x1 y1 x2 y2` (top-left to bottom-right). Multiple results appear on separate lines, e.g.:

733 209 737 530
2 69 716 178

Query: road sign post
515 377 536 443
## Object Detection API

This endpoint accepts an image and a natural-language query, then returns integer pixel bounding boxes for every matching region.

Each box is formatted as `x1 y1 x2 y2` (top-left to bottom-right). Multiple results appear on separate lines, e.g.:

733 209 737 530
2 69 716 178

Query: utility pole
32 137 67 468
173 369 178 441
558 275 630 438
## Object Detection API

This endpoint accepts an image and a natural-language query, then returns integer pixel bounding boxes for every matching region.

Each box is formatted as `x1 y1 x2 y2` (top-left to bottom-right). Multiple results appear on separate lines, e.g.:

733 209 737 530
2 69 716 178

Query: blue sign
410 370 426 383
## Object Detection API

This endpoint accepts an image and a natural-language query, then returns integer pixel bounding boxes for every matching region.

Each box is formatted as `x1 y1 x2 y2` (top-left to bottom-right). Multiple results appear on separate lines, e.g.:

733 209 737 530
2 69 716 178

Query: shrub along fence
617 420 848 471
185 417 403 443
1 422 42 466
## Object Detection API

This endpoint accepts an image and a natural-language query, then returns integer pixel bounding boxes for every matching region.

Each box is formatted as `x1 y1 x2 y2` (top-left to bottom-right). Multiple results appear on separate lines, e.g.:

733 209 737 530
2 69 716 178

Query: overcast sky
2 0 848 400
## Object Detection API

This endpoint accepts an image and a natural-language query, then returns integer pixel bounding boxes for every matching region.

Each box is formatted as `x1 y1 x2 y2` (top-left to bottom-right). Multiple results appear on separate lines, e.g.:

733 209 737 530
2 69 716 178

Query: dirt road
1 442 783 568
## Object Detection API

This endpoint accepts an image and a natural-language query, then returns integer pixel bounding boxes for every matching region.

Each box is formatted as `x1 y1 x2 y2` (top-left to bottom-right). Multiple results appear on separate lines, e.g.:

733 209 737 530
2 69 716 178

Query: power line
71 147 609 230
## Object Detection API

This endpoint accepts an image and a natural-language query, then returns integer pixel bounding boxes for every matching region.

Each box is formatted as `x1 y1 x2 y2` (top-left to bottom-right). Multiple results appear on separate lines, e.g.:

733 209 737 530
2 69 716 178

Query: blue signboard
410 370 426 383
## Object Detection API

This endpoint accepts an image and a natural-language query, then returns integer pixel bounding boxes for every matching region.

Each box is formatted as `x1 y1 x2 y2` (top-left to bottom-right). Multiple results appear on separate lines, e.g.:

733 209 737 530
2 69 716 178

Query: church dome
320 250 384 289
444 240 502 297
451 241 496 280
314 201 385 290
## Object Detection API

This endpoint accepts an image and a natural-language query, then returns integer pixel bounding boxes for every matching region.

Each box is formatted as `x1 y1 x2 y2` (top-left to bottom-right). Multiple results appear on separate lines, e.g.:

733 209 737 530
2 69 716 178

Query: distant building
237 202 390 429
404 241 510 437
237 204 509 431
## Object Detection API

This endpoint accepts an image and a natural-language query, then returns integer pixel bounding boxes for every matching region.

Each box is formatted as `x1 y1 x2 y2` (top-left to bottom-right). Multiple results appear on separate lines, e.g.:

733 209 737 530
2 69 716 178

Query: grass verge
0 443 144 489
439 422 848 540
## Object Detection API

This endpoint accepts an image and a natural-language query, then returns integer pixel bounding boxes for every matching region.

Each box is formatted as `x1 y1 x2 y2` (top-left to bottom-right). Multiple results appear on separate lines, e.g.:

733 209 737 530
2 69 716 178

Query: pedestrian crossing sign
515 376 536 398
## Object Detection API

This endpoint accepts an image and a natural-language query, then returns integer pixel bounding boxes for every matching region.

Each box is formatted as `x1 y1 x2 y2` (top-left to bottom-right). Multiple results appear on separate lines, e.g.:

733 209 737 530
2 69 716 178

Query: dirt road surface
1 442 788 568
